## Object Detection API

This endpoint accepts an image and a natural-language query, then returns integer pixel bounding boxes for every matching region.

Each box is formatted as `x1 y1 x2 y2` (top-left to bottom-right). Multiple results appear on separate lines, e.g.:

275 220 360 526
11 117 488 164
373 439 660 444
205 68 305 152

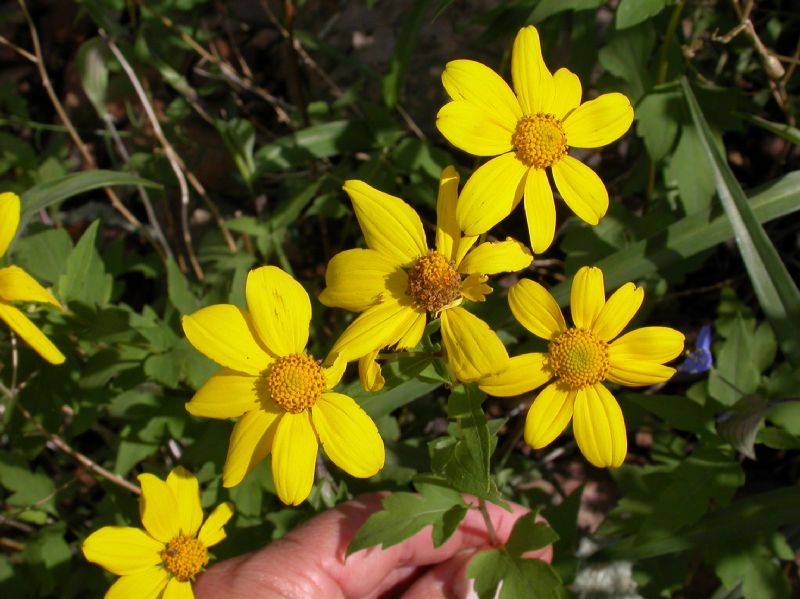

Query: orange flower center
267 353 326 413
406 251 462 313
548 328 609 389
512 113 568 168
160 535 208 582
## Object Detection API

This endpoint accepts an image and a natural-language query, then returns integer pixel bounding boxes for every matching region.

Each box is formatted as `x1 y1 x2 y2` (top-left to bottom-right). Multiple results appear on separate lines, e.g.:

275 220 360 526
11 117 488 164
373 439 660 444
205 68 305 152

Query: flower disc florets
512 113 568 168
160 535 208 582
267 353 326 413
548 328 609 388
406 251 462 313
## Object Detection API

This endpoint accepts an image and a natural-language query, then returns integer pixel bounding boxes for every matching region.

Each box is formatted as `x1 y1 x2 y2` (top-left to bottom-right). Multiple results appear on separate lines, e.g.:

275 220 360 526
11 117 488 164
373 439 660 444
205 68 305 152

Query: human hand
195 493 553 599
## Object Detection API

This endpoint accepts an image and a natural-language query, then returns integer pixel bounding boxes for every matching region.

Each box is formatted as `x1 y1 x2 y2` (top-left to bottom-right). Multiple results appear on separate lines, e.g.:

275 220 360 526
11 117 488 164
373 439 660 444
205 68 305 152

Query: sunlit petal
313 393 385 478
222 407 281 488
478 352 552 397
572 384 627 468
458 238 532 276
82 527 162 575
508 279 566 340
440 307 508 381
523 168 556 254
563 93 634 148
344 180 427 263
441 59 521 127
197 502 234 548
105 568 169 599
607 359 677 387
0 266 60 307
0 303 64 364
246 266 311 357
329 300 420 362
137 473 179 543
165 466 203 537
435 166 461 264
609 326 685 363
358 350 385 392
460 273 492 303
185 369 260 420
592 282 644 341
457 153 527 237
551 156 608 226
570 266 605 330
511 26 554 115
0 192 20 259
436 101 514 156
552 68 582 120
524 382 575 448
319 249 404 312
162 578 195 599
271 411 318 506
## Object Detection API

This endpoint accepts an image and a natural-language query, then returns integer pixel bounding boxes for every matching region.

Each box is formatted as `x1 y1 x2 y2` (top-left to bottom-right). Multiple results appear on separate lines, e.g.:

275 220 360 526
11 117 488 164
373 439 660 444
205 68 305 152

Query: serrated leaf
0 452 57 515
616 0 667 29
506 512 560 556
347 484 467 555
709 314 760 406
682 77 800 367
57 220 113 307
706 535 792 599
20 170 160 219
12 228 73 284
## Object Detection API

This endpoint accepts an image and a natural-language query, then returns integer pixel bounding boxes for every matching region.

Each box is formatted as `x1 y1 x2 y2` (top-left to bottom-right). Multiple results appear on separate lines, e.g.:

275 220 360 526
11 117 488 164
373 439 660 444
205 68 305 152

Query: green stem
477 498 500 546
657 0 687 85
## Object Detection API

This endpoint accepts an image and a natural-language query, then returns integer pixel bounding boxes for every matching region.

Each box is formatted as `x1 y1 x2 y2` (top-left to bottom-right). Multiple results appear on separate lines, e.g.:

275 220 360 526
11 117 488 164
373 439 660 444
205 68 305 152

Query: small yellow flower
82 466 233 599
436 26 634 253
319 166 532 385
0 192 64 364
478 266 684 467
182 266 385 505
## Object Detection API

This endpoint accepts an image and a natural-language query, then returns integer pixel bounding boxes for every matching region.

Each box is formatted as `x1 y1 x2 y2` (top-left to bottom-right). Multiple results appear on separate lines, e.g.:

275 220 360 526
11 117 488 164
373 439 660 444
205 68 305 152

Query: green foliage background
1 0 799 596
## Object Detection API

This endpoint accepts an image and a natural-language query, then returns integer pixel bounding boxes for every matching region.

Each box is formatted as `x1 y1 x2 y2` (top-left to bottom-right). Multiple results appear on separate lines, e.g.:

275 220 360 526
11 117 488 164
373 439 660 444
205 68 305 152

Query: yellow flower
182 266 385 505
319 166 532 385
82 466 233 599
0 192 64 364
478 266 684 467
436 26 634 253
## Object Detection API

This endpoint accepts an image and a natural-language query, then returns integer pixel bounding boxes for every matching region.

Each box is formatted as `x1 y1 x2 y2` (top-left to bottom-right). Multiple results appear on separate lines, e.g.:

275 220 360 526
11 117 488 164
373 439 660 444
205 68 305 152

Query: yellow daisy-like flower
0 192 65 364
320 166 532 385
436 26 634 253
182 266 385 505
82 466 234 599
478 266 684 467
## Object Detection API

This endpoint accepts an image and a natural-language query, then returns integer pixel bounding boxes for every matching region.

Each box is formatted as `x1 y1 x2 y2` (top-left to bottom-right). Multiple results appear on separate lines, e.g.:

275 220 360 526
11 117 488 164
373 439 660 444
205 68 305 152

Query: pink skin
195 493 553 599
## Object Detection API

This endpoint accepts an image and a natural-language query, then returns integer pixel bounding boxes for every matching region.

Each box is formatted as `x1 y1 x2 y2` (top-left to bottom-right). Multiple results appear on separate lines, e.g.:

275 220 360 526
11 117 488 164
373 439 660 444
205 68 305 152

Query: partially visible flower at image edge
319 166 532 387
182 265 385 505
478 266 684 467
82 466 234 599
436 25 634 253
0 192 65 364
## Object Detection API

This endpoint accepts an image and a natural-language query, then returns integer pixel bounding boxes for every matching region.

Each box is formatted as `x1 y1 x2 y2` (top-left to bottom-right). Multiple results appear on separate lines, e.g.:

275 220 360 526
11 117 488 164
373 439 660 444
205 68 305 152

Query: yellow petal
105 568 170 599
223 407 281 488
197 502 234 548
319 249 405 312
82 527 162 575
271 411 318 505
0 266 60 307
0 303 64 364
440 307 508 382
166 466 203 537
435 166 461 264
182 305 272 375
609 326 685 363
185 369 261 420
457 153 527 237
508 279 566 340
396 309 427 349
458 238 532 276
478 352 552 397
344 180 427 264
591 282 644 341
313 392 385 478
570 266 605 330
0 192 20 259
563 92 634 148
329 300 420 361
441 59 521 127
511 26 554 115
323 352 347 389
137 473 180 543
436 101 514 156
572 384 627 468
460 273 492 303
162 578 195 599
606 359 677 387
246 266 310 357
358 350 385 392
551 156 608 226
552 68 582 120
523 167 556 254
524 382 575 448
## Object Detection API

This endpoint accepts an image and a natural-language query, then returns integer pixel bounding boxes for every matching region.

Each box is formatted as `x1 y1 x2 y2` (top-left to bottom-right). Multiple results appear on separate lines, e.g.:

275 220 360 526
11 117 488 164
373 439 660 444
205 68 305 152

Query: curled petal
223 408 281 488
358 350 385 392
572 384 627 468
460 274 492 303
319 249 404 312
166 466 203 537
137 474 179 543
329 301 420 362
508 279 566 340
441 59 521 127
440 307 508 382
197 502 234 548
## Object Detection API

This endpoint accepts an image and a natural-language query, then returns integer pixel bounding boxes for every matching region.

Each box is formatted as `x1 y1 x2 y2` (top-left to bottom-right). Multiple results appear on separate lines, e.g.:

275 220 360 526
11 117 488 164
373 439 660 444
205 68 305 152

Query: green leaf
664 123 718 214
506 511 560 555
382 0 429 109
682 78 800 367
12 228 73 284
745 114 800 146
20 170 160 218
616 0 667 29
709 313 761 406
347 483 467 555
217 118 257 186
715 395 771 460
706 535 792 599
254 121 375 173
549 170 800 306
530 0 604 22
57 220 113 307
166 257 199 314
0 452 57 518
635 89 681 162
598 22 655 103
76 37 109 117
620 393 715 436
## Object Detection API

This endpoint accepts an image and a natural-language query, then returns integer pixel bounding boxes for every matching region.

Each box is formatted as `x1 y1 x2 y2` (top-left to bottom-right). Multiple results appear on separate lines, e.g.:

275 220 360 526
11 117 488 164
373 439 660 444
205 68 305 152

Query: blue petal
677 325 713 374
